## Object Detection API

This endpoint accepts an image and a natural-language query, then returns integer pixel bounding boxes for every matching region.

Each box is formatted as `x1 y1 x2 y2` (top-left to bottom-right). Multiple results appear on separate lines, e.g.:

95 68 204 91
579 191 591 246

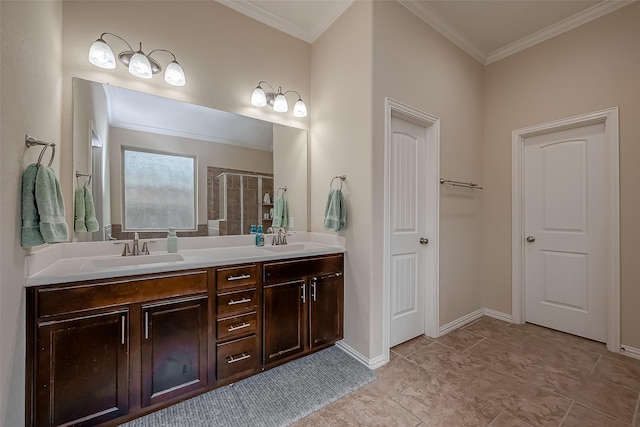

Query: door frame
511 107 620 352
383 98 440 358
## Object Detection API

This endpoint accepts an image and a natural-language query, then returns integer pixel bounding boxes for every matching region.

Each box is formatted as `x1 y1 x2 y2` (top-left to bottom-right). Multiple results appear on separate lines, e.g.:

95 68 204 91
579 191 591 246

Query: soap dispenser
255 225 264 247
167 227 178 253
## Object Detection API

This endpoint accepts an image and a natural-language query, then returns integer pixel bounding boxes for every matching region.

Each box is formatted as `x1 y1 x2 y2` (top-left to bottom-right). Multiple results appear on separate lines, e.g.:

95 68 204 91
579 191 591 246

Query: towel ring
76 171 92 187
25 135 56 167
276 186 287 198
330 175 346 191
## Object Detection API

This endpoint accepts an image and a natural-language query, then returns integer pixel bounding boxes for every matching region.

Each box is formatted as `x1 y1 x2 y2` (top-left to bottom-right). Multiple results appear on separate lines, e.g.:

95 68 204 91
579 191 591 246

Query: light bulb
293 99 307 117
251 86 267 107
128 51 152 79
88 38 116 69
273 93 288 113
165 61 186 86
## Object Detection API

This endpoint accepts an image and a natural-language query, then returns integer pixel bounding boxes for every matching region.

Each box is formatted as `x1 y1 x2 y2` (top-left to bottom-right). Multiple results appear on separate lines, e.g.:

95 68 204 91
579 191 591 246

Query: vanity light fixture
250 81 307 118
89 32 186 87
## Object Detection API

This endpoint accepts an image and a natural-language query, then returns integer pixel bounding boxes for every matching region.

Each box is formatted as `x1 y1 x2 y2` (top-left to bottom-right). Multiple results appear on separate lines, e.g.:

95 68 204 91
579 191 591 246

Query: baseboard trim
439 308 513 336
620 345 640 360
483 308 513 323
439 308 485 336
336 341 387 370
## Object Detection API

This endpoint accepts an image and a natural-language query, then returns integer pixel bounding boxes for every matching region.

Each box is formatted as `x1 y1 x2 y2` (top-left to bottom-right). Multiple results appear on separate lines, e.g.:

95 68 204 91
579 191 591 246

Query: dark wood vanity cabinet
215 264 261 383
141 296 209 407
263 255 344 368
34 309 130 427
27 253 344 426
27 269 211 427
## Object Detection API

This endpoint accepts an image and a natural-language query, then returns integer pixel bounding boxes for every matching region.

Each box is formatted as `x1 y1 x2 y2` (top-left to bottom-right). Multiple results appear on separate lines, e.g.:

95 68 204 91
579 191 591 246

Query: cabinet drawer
217 289 257 317
217 335 259 380
217 312 257 341
263 255 343 283
216 264 258 290
36 270 208 319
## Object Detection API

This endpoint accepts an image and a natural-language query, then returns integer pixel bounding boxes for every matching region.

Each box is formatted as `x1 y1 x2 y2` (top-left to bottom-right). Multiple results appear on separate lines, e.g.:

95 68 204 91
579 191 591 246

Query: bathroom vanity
25 238 344 426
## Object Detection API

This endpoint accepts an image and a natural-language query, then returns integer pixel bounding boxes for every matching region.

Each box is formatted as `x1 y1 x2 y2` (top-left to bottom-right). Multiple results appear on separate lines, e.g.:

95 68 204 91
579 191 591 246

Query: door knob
526 236 536 243
419 237 429 245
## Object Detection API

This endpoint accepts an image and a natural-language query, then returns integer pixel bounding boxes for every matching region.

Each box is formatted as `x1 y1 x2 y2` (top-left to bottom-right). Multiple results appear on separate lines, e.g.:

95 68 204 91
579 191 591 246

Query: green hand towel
323 189 346 232
21 164 45 247
272 196 289 228
74 187 87 232
35 165 69 243
84 186 99 233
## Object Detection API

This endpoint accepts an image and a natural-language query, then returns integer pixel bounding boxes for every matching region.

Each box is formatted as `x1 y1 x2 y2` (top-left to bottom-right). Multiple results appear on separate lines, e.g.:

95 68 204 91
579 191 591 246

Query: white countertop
25 232 345 287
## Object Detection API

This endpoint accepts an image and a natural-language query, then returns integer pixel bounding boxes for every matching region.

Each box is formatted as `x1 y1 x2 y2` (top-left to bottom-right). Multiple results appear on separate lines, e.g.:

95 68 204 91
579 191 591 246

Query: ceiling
215 0 633 64
103 84 274 151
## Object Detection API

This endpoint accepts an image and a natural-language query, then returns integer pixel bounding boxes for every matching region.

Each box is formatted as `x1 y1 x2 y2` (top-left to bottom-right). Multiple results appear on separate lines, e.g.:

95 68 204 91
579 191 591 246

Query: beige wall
0 2 63 425
310 1 374 357
483 2 640 348
108 127 273 226
372 1 485 340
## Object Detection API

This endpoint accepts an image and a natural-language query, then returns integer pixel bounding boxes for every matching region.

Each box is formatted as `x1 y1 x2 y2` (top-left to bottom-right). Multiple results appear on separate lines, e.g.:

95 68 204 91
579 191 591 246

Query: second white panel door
523 122 608 342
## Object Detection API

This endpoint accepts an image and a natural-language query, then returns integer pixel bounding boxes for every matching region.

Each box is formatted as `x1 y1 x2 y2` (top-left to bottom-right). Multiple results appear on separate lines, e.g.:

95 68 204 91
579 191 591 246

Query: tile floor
293 316 640 426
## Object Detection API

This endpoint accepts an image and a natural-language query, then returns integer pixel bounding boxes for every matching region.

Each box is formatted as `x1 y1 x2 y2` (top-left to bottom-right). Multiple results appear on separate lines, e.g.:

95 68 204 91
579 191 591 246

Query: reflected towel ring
76 171 92 187
330 175 346 191
276 186 287 198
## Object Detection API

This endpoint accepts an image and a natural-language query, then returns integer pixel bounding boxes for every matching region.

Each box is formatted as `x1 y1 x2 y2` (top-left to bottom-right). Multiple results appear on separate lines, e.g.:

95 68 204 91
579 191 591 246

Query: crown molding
398 0 486 63
485 0 635 64
215 0 353 44
399 0 635 65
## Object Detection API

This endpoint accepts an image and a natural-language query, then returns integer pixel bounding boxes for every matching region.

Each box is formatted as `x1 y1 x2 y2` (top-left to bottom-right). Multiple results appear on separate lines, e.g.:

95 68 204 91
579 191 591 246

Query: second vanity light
251 81 307 118
88 32 186 87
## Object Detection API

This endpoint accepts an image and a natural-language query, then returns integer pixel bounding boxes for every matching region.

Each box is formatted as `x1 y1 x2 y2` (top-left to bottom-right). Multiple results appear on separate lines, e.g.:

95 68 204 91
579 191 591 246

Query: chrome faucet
114 232 153 256
273 228 288 246
131 232 141 256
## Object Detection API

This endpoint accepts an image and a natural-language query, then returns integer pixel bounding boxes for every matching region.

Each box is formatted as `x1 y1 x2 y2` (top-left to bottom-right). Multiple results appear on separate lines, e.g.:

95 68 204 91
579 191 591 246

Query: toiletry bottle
167 227 178 253
250 224 257 235
256 225 264 247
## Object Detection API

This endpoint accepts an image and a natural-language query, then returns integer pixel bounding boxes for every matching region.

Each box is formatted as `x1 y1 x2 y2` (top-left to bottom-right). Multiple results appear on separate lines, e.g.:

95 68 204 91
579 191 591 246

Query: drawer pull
144 312 149 340
227 352 251 364
228 297 252 306
228 322 251 332
227 274 251 281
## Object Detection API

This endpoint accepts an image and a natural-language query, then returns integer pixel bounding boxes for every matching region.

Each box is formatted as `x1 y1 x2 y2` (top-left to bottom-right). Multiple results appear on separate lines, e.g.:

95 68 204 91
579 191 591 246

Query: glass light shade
164 61 186 86
251 86 267 107
88 39 116 69
293 99 308 117
128 52 152 79
273 93 288 113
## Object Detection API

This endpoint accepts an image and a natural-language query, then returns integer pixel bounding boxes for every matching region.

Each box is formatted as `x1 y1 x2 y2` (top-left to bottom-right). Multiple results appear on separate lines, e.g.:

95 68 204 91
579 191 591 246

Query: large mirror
72 77 308 241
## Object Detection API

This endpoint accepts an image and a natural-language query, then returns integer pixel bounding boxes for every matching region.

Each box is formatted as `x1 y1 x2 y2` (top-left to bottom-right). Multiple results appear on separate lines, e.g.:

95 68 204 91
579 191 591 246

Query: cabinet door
141 297 208 407
35 310 129 427
263 280 306 366
309 273 344 349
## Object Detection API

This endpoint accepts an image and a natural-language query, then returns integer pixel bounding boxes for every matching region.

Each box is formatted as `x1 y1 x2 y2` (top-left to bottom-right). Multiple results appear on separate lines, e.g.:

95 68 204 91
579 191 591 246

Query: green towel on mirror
272 196 288 228
21 164 45 247
323 189 346 232
35 165 69 243
74 187 87 232
84 186 99 233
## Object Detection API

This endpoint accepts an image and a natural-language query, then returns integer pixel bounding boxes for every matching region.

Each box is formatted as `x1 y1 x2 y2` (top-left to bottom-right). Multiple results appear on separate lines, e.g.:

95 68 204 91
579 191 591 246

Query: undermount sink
264 243 307 252
82 253 185 270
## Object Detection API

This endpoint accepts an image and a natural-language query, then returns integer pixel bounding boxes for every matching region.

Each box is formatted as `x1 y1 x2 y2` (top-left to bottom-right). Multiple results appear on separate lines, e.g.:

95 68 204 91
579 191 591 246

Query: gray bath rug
120 346 377 427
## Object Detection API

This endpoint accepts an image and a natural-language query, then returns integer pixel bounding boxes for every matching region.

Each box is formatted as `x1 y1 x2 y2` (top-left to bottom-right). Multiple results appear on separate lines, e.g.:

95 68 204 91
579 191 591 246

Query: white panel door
523 123 607 342
389 117 429 346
